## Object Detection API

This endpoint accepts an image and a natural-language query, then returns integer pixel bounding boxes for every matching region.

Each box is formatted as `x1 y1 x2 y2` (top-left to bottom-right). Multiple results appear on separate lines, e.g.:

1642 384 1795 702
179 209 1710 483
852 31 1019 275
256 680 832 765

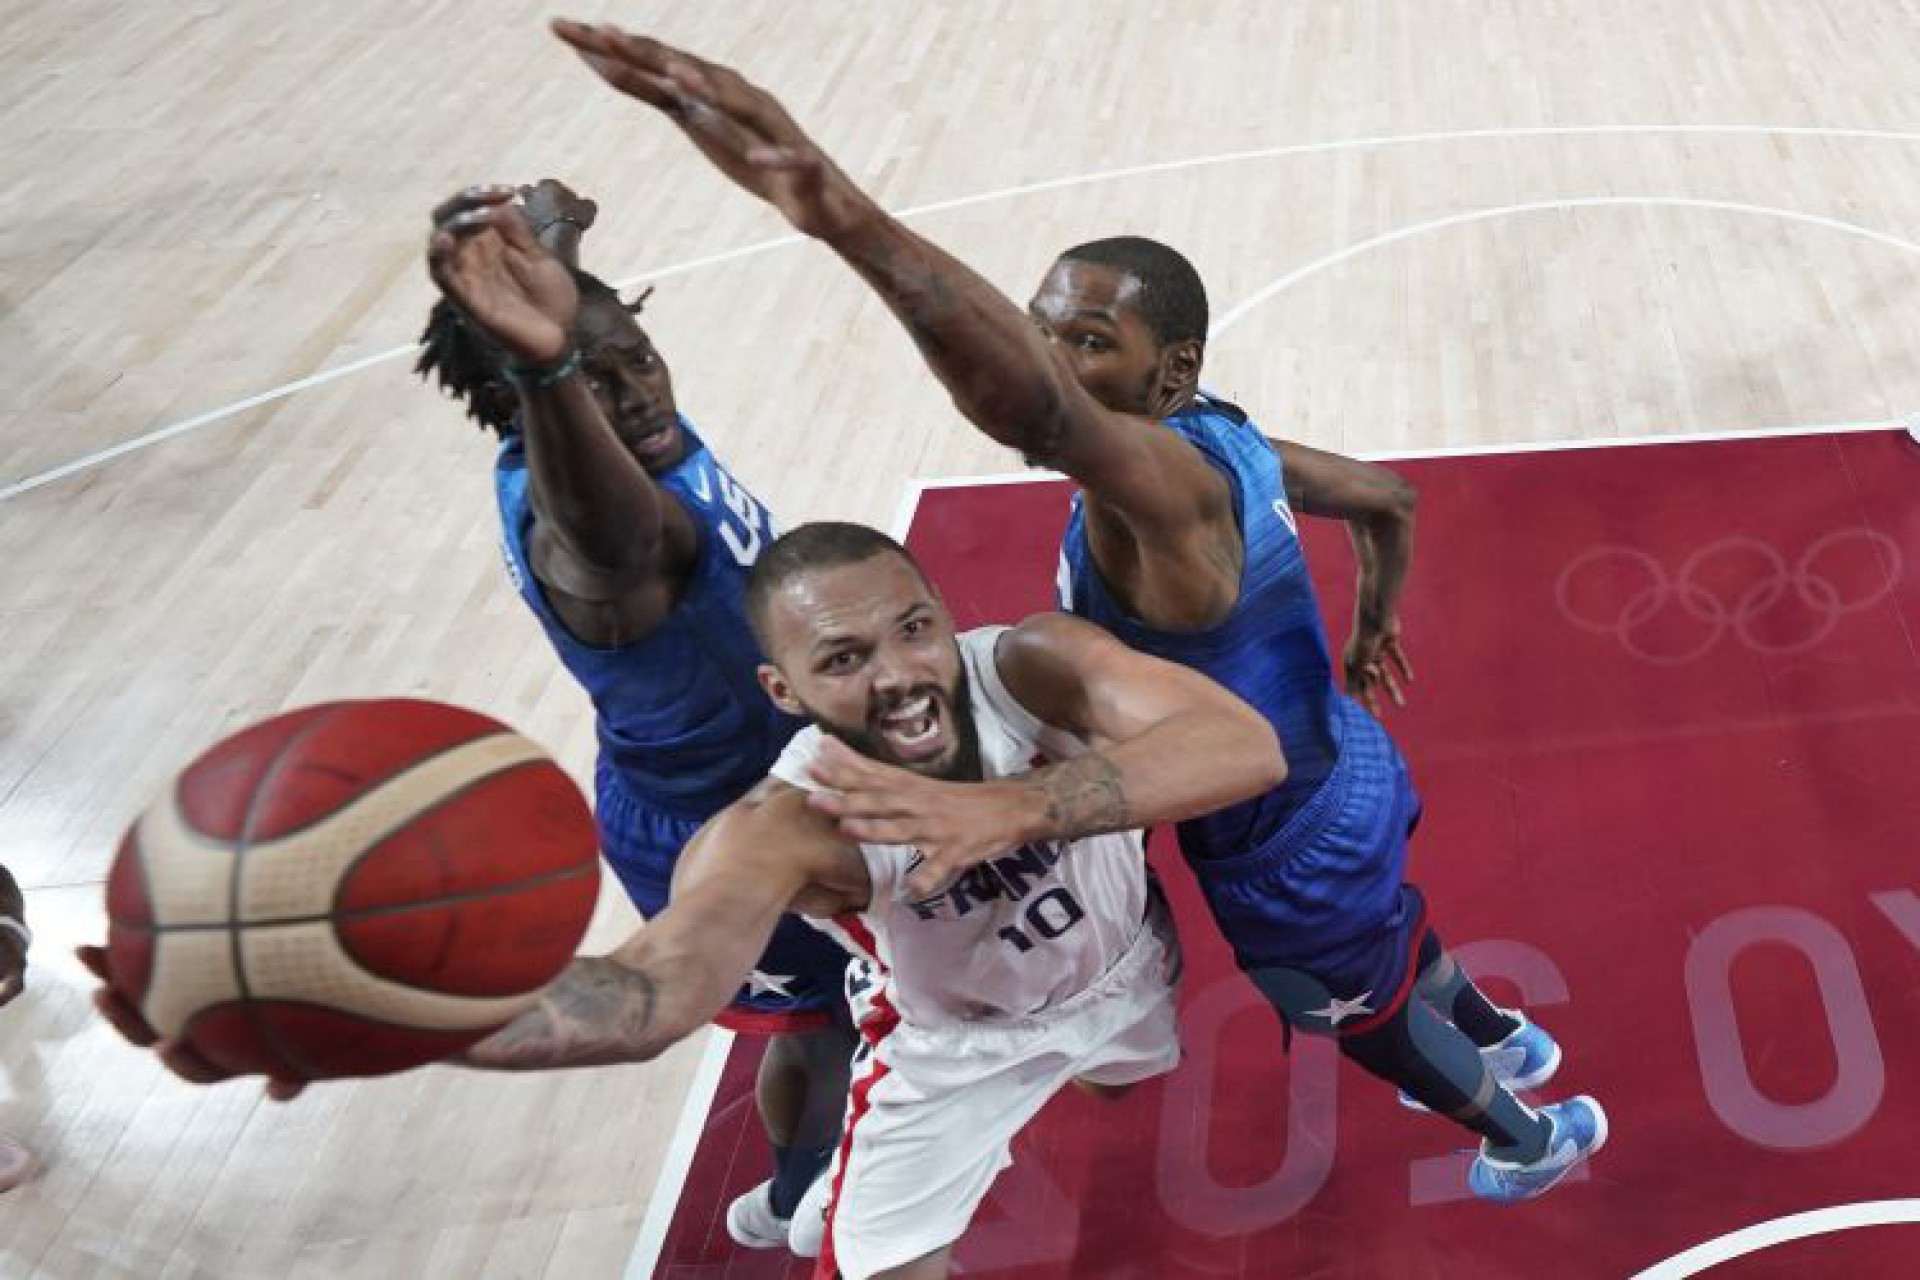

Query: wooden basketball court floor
3 3 1917 1276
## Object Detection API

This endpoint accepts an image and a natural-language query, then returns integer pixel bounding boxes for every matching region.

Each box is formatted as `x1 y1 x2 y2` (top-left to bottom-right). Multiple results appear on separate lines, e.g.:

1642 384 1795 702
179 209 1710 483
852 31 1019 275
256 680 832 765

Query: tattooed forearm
1029 753 1132 838
460 956 663 1071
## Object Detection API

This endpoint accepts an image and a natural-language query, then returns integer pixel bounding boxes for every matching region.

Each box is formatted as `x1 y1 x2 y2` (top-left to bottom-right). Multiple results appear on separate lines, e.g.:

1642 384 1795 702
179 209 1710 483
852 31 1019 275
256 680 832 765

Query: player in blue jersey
415 179 856 1247
552 26 1607 1204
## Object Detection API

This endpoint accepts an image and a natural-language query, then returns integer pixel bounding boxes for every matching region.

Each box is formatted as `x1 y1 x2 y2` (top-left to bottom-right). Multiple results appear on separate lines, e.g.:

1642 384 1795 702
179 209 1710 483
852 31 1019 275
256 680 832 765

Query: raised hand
519 177 598 241
76 945 306 1101
805 738 1033 898
551 22 878 242
427 187 578 367
1344 615 1413 716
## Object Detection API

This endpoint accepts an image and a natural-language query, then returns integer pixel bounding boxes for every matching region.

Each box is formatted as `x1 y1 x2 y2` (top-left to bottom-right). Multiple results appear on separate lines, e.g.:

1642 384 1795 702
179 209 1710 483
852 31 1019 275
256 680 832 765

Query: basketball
104 698 601 1082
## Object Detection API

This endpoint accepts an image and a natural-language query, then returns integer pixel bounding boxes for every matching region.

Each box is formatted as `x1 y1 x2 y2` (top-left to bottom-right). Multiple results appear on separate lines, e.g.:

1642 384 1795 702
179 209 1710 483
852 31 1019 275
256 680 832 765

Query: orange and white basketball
104 699 600 1082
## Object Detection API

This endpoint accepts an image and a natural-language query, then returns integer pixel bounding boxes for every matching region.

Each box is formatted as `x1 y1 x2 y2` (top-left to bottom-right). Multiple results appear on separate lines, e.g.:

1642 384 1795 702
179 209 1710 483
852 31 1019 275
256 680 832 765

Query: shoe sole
726 1219 791 1250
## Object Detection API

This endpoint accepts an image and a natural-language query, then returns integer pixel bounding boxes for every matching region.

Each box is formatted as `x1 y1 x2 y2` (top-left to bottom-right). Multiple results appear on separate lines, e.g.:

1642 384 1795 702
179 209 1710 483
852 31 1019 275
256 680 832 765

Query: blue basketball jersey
495 419 803 818
1058 393 1390 862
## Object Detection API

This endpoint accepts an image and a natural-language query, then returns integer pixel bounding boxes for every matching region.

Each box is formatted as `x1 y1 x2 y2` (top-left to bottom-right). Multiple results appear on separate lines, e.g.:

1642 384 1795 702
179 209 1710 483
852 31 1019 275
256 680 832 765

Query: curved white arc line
884 123 1920 228
1631 1199 1920 1278
8 122 1920 502
1212 195 1920 337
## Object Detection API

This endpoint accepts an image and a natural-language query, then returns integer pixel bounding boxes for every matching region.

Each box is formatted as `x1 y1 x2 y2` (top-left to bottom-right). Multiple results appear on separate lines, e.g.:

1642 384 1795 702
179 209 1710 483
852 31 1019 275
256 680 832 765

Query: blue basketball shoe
1399 1010 1561 1110
1467 1095 1609 1203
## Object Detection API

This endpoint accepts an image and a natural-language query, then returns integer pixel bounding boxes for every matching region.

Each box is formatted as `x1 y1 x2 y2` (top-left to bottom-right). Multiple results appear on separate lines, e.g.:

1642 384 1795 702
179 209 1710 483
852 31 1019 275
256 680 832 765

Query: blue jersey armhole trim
497 433 715 658
1071 408 1257 641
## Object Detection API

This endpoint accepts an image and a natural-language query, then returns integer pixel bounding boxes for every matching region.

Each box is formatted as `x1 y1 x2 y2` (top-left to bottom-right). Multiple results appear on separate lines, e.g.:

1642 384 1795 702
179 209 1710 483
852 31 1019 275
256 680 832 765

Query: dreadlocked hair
414 269 657 439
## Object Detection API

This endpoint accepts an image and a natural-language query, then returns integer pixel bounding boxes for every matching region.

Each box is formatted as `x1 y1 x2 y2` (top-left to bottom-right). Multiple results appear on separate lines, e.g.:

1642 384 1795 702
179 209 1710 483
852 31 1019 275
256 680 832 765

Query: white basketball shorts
816 898 1182 1279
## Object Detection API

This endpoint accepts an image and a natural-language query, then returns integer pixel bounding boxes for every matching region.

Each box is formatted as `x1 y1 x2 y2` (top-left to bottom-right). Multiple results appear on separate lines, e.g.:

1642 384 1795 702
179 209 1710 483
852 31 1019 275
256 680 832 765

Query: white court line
622 1026 738 1280
7 121 1920 503
905 415 1908 493
1211 195 1920 336
1631 1200 1920 1278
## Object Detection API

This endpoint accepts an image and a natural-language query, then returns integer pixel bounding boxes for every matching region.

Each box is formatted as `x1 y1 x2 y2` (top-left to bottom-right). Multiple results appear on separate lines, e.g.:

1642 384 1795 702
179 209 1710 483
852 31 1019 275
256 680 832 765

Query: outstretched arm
1269 439 1418 713
428 189 690 623
549 23 1225 539
80 786 864 1090
464 788 859 1070
809 614 1285 894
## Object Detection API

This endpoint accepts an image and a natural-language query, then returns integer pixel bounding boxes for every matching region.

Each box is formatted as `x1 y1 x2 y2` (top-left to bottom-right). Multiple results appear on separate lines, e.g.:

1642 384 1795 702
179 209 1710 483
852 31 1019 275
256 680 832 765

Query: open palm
552 23 877 242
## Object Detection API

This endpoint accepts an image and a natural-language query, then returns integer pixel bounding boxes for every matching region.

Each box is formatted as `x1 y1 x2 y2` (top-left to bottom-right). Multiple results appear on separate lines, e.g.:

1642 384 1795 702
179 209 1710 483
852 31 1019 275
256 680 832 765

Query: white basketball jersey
770 626 1149 1028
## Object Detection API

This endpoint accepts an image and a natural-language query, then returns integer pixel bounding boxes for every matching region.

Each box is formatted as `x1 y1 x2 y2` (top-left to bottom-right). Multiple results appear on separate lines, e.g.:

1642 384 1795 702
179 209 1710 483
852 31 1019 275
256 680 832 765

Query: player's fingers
1380 664 1406 708
586 53 685 115
809 737 896 787
671 86 772 164
76 943 112 983
429 185 516 228
426 227 490 295
689 48 809 146
265 1078 308 1103
487 202 541 254
552 23 684 112
904 864 950 898
156 1040 231 1086
905 847 992 897
805 789 908 823
1387 639 1415 684
554 20 674 75
804 789 912 825
904 850 969 897
425 229 457 282
92 987 161 1047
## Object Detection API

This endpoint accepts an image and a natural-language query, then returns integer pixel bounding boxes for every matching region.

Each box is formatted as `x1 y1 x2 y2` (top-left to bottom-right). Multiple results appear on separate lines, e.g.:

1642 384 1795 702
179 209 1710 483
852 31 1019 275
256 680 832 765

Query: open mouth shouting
873 688 952 767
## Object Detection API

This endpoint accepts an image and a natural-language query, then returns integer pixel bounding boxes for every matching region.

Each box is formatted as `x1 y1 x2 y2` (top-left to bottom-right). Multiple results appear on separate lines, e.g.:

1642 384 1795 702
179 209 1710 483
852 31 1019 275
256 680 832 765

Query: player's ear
1159 339 1203 399
758 663 805 716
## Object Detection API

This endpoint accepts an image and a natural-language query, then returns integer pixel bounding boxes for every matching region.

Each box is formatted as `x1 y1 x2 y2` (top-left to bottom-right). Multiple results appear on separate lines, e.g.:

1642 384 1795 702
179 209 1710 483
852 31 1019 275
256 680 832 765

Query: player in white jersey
88 521 1286 1280
770 623 1184 1275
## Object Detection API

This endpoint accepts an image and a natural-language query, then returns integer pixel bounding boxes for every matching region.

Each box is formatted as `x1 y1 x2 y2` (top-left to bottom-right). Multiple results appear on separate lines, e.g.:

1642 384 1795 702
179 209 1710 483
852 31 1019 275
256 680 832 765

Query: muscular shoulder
992 614 1113 738
1079 415 1244 629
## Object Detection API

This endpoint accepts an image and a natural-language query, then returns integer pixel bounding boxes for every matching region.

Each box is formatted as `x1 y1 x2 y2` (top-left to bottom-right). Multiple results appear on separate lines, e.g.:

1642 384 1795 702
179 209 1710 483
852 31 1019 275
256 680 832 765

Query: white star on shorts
746 969 796 1000
1307 990 1375 1027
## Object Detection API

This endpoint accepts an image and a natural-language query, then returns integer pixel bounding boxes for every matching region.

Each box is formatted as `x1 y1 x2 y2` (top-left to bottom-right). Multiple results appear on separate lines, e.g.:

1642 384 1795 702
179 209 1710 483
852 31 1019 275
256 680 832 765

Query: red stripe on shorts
1337 895 1432 1038
816 912 901 1280
713 1005 834 1035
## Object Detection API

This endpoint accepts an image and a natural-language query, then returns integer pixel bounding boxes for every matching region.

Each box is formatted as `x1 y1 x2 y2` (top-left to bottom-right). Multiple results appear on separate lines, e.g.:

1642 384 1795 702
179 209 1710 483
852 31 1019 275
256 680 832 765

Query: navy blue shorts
1186 712 1430 1036
596 760 850 1034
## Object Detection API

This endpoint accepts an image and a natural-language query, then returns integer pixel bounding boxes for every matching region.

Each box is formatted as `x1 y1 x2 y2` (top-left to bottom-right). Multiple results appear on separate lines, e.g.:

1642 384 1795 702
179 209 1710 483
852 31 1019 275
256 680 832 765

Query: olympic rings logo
1554 529 1904 665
